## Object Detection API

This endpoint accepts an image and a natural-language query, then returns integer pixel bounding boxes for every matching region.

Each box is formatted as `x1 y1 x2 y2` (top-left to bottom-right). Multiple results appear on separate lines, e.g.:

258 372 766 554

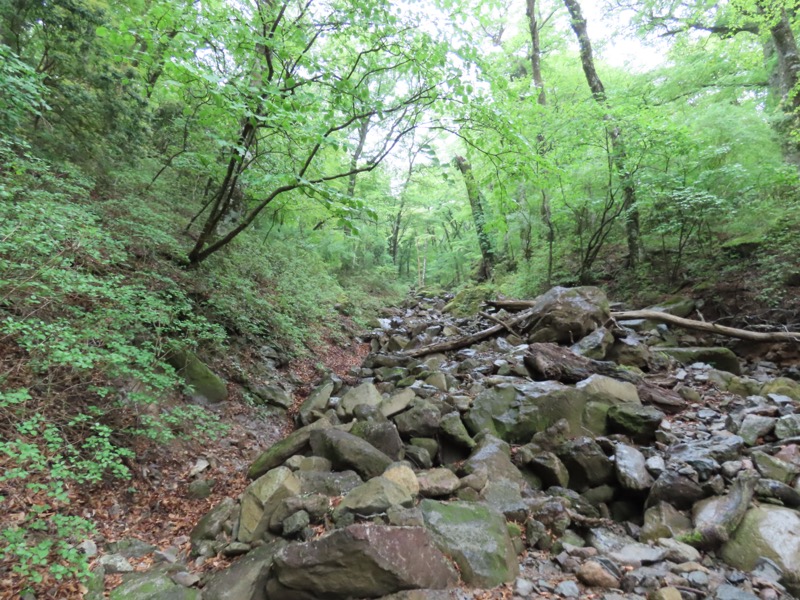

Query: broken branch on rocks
612 310 800 343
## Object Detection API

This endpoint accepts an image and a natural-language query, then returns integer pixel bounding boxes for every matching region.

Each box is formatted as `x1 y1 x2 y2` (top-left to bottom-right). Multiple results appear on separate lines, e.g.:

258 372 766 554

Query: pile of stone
111 287 800 600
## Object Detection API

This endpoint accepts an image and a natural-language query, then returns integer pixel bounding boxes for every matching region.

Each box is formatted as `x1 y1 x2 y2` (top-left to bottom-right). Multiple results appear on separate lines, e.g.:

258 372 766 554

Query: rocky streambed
108 287 800 600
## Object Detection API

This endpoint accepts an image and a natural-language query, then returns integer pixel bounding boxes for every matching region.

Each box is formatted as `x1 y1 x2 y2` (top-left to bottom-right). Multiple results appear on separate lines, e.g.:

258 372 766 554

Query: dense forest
2 0 800 596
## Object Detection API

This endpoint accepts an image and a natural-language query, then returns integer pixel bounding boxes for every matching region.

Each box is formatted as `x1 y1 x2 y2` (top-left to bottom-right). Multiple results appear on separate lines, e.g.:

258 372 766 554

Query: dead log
524 343 685 413
613 310 800 343
485 299 537 311
403 307 538 358
524 343 641 384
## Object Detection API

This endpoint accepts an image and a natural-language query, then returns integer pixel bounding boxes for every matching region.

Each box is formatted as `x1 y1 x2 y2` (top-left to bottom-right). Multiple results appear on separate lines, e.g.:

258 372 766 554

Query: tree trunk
526 0 555 284
455 155 494 279
767 9 800 166
563 0 643 270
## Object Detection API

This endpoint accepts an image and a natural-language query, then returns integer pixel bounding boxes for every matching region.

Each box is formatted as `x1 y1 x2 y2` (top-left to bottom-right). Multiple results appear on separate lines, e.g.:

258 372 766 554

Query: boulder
721 505 800 592
614 443 654 492
691 473 757 548
190 497 236 555
576 375 640 405
525 286 610 344
646 471 707 510
383 464 420 497
309 429 393 480
166 348 227 403
736 414 775 446
761 377 800 401
268 524 457 598
465 380 609 442
238 467 301 543
438 412 475 449
202 540 287 600
394 400 441 438
420 499 518 587
557 437 613 492
335 477 414 518
109 570 200 600
647 296 695 318
607 404 664 444
656 347 741 375
380 389 416 418
417 469 461 497
775 414 800 440
248 418 332 480
462 434 527 488
524 451 569 489
570 327 614 360
340 383 384 416
252 384 293 409
296 470 363 496
640 502 692 542
298 381 334 425
351 421 405 461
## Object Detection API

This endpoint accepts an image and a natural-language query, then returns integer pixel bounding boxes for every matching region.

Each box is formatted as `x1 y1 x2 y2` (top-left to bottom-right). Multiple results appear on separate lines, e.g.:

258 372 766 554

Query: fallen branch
479 311 521 337
403 307 538 357
485 299 537 311
612 310 800 343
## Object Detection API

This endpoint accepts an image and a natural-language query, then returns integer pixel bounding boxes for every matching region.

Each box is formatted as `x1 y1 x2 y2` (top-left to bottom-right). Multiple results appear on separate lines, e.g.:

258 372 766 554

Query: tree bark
563 0 643 270
455 155 494 280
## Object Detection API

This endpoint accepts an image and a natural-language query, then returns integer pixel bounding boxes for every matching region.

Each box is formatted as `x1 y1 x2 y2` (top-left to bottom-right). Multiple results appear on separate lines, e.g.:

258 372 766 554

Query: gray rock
640 502 692 541
614 444 654 492
557 437 613 492
646 471 707 510
190 497 236 555
99 554 134 574
691 473 757 548
607 404 664 444
380 389 416 418
109 570 201 600
713 585 760 600
462 434 527 488
417 468 461 497
298 381 334 425
755 478 800 507
576 374 640 405
737 414 776 446
524 286 610 344
203 540 287 600
107 537 157 558
752 451 799 483
335 476 414 518
526 451 570 489
296 470 363 496
570 327 614 360
775 414 800 439
339 382 384 416
238 467 301 543
438 412 475 449
554 580 580 597
394 400 441 438
248 418 332 480
309 428 393 480
350 421 405 461
657 347 741 375
721 505 800 592
404 444 433 469
252 384 293 409
420 499 518 587
268 524 457 598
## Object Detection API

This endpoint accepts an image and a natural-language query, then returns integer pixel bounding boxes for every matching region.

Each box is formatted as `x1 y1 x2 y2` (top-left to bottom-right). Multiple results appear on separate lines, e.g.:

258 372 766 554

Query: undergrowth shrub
0 147 227 592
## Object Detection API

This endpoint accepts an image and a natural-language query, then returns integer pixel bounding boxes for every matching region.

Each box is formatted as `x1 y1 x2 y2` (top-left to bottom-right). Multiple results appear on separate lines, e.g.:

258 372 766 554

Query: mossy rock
166 348 228 403
443 284 494 317
761 377 800 401
720 233 765 257
657 347 741 375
